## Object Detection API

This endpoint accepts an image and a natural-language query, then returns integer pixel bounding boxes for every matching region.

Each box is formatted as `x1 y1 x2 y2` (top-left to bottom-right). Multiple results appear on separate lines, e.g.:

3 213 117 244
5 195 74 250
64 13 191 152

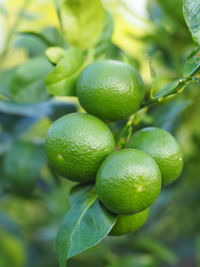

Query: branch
116 70 199 148
141 77 193 108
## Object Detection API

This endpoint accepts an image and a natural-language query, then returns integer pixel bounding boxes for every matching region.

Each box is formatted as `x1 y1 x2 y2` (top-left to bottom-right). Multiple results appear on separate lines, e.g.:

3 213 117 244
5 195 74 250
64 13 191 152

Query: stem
141 77 193 108
118 72 199 148
0 0 31 64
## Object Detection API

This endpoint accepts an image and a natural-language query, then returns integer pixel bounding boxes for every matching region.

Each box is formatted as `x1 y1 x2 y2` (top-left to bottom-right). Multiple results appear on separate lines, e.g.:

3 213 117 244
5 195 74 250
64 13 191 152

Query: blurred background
0 0 200 266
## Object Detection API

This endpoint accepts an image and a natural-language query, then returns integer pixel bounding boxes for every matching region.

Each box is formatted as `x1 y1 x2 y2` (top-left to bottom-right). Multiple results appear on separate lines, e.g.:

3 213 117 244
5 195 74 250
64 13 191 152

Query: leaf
60 0 106 49
45 46 84 96
15 34 48 58
0 67 17 100
146 54 157 98
56 185 116 267
19 26 67 48
183 48 200 77
95 12 114 56
150 98 191 131
19 117 52 144
10 57 53 103
154 79 180 99
0 99 76 118
183 0 200 46
45 47 66 64
19 31 52 46
42 26 67 48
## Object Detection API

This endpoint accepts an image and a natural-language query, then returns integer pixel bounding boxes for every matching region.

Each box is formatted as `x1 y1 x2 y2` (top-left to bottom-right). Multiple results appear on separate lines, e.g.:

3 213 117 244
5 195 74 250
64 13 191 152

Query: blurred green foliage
0 0 199 266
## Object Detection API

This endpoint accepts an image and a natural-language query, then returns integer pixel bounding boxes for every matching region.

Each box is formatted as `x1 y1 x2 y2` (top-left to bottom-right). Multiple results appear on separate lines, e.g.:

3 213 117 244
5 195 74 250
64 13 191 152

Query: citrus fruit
76 60 144 122
45 112 115 183
3 142 45 196
96 149 161 215
128 127 183 186
110 208 149 236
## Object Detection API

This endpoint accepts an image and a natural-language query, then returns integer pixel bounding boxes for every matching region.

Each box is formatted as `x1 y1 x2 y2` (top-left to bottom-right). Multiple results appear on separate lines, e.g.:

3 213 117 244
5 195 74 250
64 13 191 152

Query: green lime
3 142 45 196
128 127 183 186
76 60 144 122
110 208 149 236
45 112 115 183
96 149 161 215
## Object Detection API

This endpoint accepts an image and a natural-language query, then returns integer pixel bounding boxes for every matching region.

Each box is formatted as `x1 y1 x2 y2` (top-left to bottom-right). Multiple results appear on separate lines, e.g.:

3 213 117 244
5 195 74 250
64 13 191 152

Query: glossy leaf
56 185 116 267
45 46 84 96
60 0 105 49
10 57 53 103
183 0 200 45
183 48 200 77
154 79 180 99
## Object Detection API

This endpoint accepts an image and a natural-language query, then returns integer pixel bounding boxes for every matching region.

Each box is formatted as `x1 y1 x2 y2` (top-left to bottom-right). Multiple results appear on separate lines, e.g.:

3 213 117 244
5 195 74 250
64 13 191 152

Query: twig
141 77 193 108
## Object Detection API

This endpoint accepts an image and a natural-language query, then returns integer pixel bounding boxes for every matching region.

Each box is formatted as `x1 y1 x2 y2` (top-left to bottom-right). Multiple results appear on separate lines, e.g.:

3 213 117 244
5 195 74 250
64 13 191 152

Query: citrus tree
0 0 199 266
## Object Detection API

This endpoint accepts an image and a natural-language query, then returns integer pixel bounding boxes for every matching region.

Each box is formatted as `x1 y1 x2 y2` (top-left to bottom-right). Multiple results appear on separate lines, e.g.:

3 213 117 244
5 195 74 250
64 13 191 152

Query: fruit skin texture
110 208 149 236
96 149 161 215
128 127 183 186
45 112 115 183
76 60 144 122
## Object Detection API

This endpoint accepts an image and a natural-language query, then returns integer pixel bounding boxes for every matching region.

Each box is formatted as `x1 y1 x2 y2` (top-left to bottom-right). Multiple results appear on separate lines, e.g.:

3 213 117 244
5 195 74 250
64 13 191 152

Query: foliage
0 0 199 266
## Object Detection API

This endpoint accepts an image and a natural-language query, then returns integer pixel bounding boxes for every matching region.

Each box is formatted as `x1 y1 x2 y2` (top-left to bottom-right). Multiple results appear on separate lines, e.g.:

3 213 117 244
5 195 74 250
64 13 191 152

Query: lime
3 142 45 196
96 149 161 215
110 208 149 236
128 127 183 186
45 112 115 183
76 60 144 122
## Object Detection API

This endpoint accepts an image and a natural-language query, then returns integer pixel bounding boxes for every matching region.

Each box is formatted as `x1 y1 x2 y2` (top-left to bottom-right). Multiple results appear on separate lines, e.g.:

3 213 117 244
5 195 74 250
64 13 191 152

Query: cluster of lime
46 60 183 236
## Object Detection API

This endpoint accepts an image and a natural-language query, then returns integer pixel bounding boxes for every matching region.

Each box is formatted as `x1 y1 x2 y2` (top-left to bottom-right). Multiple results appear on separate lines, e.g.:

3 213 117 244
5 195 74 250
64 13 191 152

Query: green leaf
45 46 84 96
95 12 114 56
183 48 200 77
10 57 53 103
60 0 106 49
0 99 75 117
15 35 48 58
0 67 17 100
19 117 52 144
19 26 67 48
183 0 200 46
19 31 52 46
56 185 116 267
154 79 180 99
45 46 66 64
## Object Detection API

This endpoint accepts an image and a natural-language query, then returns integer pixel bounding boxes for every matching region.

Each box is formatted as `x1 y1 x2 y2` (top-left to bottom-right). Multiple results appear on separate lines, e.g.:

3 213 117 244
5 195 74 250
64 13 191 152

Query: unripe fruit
96 149 161 215
45 113 115 183
76 60 144 122
128 127 183 186
110 208 149 236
